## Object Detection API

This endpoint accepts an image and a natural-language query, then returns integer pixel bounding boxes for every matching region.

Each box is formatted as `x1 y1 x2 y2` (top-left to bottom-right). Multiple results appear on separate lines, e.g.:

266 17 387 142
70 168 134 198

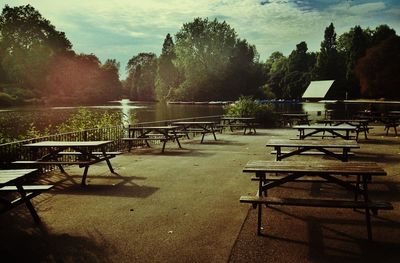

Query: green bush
224 96 278 127
0 92 15 106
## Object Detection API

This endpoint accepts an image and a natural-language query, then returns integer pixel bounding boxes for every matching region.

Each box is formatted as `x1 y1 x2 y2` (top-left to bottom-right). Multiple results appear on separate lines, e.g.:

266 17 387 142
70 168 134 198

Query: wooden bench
57 151 122 156
240 196 393 239
271 150 355 156
0 185 54 219
0 185 54 191
122 137 170 152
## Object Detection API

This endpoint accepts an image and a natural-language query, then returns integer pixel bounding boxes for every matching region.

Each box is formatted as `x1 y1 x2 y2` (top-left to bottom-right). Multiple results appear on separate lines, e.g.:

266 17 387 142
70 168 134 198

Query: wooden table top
317 119 369 123
0 169 38 185
23 141 113 147
130 126 179 130
172 121 215 125
221 117 255 120
243 161 386 176
281 113 309 117
266 139 359 148
293 124 356 130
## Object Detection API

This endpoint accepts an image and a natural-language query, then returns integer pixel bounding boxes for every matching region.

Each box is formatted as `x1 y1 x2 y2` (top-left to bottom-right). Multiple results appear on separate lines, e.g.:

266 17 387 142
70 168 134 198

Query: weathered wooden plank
243 161 386 176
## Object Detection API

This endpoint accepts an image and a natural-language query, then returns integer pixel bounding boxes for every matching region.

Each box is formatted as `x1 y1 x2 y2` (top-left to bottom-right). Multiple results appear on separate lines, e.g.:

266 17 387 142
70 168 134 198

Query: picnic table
0 169 53 223
239 161 393 240
281 113 310 127
13 141 120 186
220 117 257 134
124 125 182 152
380 115 399 136
293 124 357 140
266 138 359 162
171 121 217 143
316 119 371 140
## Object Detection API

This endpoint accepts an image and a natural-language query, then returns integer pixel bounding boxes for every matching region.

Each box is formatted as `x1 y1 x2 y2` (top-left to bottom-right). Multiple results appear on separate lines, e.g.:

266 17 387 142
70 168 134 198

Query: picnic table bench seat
0 185 54 215
0 169 54 222
240 196 393 210
270 150 355 156
0 185 54 191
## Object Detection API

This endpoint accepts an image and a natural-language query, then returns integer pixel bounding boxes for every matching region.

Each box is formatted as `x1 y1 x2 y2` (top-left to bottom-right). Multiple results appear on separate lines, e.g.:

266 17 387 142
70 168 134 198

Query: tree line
0 4 399 106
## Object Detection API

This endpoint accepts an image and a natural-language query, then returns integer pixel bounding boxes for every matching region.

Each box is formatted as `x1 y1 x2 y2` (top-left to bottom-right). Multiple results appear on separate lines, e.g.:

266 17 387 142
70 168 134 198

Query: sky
1 0 400 79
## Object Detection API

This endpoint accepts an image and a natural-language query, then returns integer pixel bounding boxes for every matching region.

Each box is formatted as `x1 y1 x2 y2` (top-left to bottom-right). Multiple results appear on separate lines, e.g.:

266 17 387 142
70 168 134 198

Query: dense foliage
0 5 122 105
1 4 399 105
224 96 277 127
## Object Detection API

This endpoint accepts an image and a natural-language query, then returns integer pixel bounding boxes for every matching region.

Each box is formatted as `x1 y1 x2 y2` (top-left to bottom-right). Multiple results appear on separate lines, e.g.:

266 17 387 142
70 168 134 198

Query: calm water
1 100 399 141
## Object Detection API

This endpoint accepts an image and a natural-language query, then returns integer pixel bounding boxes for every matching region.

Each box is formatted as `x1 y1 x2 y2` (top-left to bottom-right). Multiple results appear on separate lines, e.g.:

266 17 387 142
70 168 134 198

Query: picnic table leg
343 148 349 162
257 171 266 235
172 130 182 148
275 146 281 161
81 165 90 186
101 149 115 173
361 177 372 240
211 127 217 140
16 184 41 223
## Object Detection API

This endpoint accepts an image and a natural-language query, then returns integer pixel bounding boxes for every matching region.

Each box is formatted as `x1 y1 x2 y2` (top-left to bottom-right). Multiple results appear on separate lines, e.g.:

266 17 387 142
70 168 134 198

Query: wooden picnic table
0 169 53 223
124 125 182 152
380 115 399 136
266 138 359 162
13 141 119 186
293 124 357 140
240 160 393 240
316 119 370 139
171 121 217 143
220 117 257 134
281 113 310 127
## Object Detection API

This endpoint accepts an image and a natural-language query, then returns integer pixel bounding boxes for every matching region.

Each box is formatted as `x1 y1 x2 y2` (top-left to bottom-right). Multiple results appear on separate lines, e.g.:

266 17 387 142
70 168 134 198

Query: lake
1 99 399 141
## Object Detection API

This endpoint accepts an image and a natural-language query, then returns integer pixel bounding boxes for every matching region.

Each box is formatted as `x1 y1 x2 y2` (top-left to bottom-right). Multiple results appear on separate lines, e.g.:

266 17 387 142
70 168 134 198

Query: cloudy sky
2 0 400 78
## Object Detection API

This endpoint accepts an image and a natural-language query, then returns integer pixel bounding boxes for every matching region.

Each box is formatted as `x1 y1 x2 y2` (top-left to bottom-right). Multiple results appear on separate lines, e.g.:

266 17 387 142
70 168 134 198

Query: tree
344 26 370 98
356 35 400 99
155 33 179 101
370 25 396 46
0 4 71 95
125 53 157 101
98 59 123 100
46 53 122 104
284 41 315 99
174 17 263 100
313 23 342 81
264 52 288 98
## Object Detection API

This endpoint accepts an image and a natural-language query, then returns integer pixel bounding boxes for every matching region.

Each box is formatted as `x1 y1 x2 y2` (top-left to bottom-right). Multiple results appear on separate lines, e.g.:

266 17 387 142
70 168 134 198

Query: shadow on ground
229 206 400 263
0 214 113 263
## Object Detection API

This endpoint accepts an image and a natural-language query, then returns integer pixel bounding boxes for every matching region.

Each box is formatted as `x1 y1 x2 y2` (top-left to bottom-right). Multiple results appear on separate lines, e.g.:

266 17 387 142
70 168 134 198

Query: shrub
0 92 15 106
224 96 278 127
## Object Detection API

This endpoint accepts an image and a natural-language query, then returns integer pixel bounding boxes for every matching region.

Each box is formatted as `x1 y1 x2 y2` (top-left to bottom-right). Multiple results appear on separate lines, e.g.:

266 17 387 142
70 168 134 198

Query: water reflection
1 101 400 140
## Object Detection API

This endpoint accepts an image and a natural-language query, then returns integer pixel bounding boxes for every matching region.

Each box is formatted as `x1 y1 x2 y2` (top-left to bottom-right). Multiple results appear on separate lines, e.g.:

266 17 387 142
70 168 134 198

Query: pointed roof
302 80 335 99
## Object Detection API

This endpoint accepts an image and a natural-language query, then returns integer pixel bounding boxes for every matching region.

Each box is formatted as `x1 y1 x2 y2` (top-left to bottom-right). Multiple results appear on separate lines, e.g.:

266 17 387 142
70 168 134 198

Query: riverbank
1 125 399 262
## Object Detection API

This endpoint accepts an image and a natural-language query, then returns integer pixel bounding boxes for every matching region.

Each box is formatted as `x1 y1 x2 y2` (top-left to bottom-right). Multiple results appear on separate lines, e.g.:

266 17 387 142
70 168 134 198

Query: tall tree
313 23 341 81
0 4 71 95
174 17 263 100
125 53 157 101
264 52 288 98
156 33 179 101
344 26 370 98
284 41 315 99
356 35 400 99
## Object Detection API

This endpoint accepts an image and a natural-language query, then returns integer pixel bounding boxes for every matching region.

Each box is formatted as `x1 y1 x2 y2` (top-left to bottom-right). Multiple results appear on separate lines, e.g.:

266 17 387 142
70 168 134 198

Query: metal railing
0 115 223 168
